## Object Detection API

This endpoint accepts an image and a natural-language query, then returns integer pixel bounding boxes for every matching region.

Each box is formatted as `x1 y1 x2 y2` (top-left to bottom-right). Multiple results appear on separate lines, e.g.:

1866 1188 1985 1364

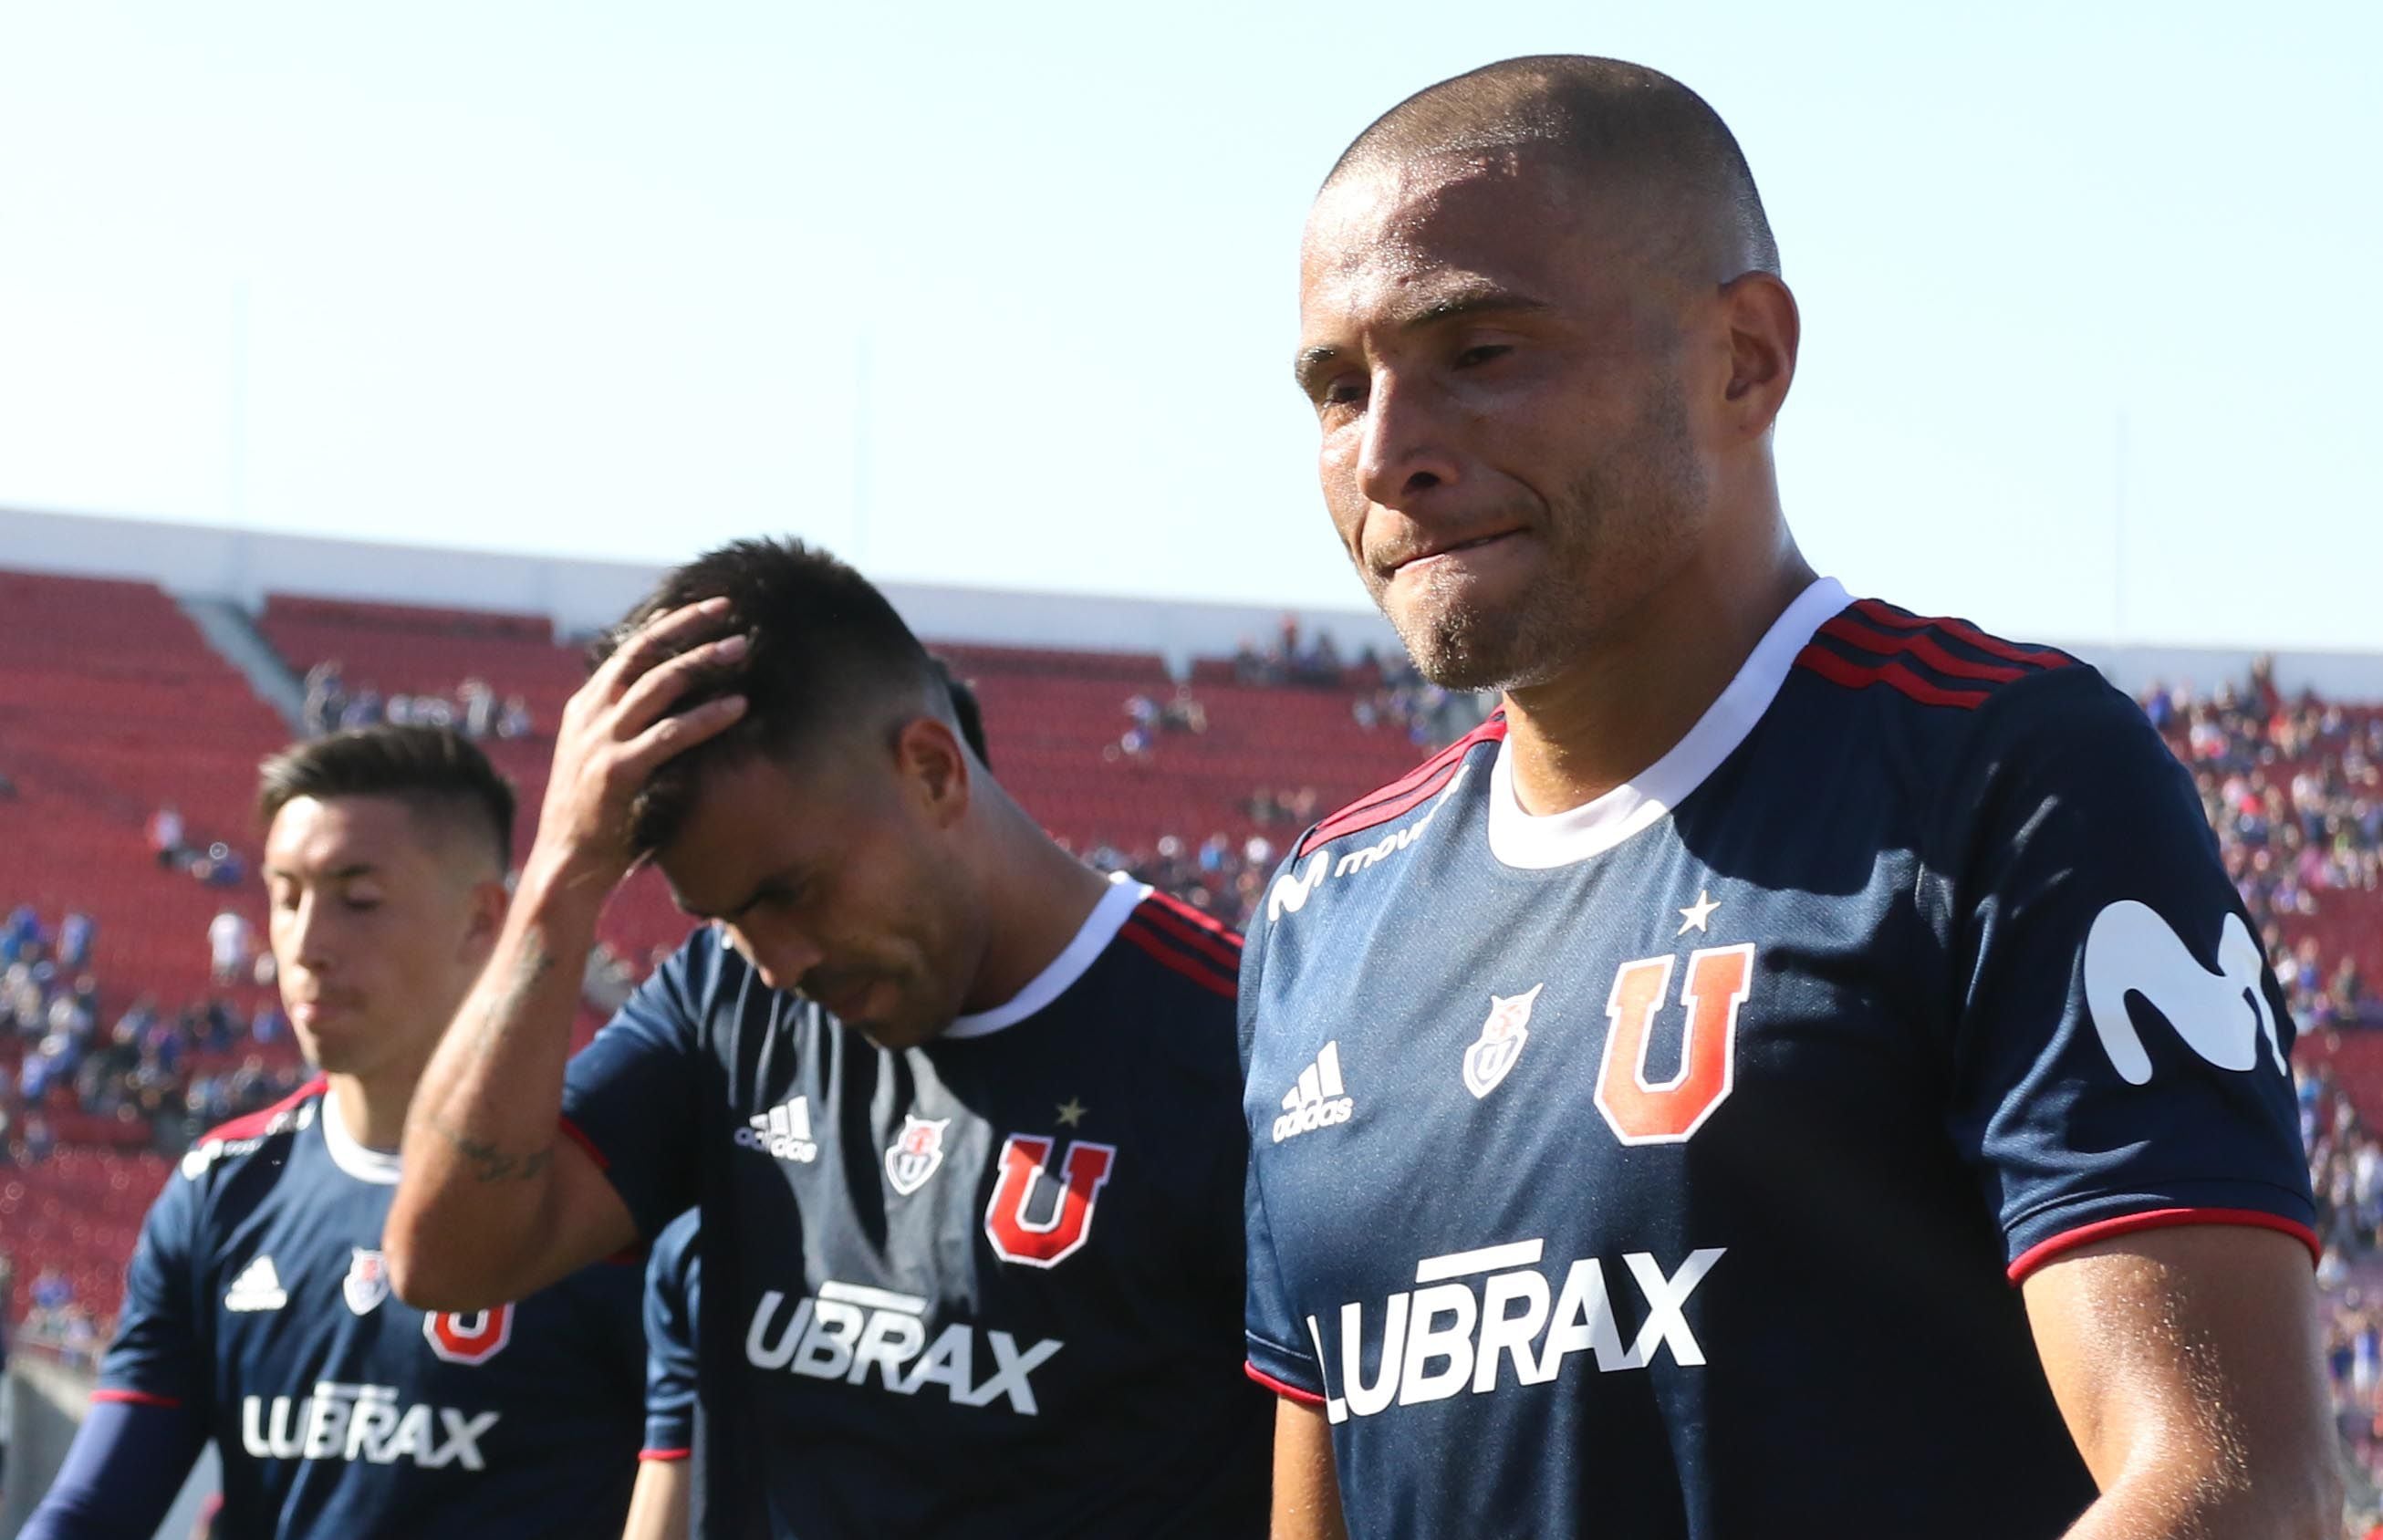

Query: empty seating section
0 569 288 1040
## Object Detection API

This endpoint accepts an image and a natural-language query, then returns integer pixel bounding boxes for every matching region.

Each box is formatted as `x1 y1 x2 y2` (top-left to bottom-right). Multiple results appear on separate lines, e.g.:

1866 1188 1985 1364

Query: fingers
619 693 749 780
591 598 735 703
612 632 749 743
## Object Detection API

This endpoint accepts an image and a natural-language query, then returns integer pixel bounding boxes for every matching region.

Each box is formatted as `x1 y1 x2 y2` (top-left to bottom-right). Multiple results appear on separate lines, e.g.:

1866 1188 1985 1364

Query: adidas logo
224 1254 288 1312
1273 1041 1355 1144
736 1096 819 1163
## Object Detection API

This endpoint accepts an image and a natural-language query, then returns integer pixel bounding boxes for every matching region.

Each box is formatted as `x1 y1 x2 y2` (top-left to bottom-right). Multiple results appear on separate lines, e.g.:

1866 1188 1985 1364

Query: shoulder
175 1077 327 1183
1788 596 2080 716
1293 714 1507 862
1108 887 1243 1006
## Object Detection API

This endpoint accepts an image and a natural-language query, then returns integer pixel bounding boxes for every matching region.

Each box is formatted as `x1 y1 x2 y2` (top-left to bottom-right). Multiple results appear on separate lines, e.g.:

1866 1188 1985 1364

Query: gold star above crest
1677 890 1721 935
1055 1098 1088 1129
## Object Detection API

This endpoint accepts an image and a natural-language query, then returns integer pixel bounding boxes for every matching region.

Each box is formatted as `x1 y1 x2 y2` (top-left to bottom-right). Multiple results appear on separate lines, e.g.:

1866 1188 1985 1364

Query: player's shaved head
1326 56 1777 285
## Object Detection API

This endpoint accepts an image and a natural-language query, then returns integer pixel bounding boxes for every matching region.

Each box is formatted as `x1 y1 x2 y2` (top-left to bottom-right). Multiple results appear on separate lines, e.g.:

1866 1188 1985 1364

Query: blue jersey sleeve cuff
2003 1182 2320 1283
1244 1330 1326 1405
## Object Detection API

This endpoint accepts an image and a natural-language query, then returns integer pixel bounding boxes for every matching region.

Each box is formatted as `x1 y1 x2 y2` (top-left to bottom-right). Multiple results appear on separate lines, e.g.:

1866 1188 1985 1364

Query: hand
528 598 749 892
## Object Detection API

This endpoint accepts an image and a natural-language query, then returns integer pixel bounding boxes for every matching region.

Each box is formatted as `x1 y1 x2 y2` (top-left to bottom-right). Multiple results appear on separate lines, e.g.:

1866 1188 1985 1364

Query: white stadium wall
5 503 2382 697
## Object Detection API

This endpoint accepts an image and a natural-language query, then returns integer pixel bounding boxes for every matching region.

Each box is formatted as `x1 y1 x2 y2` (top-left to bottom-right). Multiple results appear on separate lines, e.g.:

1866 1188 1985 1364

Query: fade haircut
257 724 515 873
930 655 992 769
593 537 945 856
1327 55 1779 282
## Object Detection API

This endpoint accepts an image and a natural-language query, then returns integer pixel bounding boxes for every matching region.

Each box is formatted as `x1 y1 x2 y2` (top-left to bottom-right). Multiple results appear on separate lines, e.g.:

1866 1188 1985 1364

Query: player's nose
731 922 821 994
1354 370 1462 513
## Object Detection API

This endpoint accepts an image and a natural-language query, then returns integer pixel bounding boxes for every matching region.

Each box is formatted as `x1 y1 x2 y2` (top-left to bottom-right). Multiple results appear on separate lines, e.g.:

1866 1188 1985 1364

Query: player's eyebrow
264 861 377 882
1293 284 1556 397
676 867 802 923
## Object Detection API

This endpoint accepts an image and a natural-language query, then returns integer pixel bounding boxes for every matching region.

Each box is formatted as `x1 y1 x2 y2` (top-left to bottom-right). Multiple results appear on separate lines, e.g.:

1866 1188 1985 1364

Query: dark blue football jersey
1241 579 2318 1540
561 877 1272 1538
643 1211 702 1461
97 1079 645 1539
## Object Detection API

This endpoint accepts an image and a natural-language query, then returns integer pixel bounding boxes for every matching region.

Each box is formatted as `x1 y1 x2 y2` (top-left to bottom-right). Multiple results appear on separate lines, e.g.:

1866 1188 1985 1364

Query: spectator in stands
302 661 347 736
148 806 187 869
462 677 495 739
5 904 42 964
57 911 93 970
496 694 532 738
206 908 253 985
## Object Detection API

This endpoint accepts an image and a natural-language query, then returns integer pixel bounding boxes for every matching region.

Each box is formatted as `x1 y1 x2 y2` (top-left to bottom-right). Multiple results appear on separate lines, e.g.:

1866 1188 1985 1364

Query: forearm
388 856 604 1307
2061 1461 2337 1540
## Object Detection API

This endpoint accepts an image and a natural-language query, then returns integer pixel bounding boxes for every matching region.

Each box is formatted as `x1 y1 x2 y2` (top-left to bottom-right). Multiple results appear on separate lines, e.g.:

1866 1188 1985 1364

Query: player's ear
1719 271 1798 439
458 875 509 962
892 714 971 832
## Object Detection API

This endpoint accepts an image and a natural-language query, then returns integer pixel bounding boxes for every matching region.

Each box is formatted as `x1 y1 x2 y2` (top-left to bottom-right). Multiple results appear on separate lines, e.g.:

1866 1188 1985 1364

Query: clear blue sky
1 3 2375 649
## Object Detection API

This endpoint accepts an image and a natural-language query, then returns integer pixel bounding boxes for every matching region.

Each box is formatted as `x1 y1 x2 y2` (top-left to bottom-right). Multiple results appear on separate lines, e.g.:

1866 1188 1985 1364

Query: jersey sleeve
1939 668 2318 1281
93 1163 208 1410
558 931 713 1242
641 1213 702 1458
1238 893 1327 1404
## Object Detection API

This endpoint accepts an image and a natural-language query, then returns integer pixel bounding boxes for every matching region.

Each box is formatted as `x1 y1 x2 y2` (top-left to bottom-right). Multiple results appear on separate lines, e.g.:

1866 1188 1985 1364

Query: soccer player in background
1244 56 2334 1538
386 539 1269 1535
619 663 993 1540
624 1211 701 1540
23 726 647 1539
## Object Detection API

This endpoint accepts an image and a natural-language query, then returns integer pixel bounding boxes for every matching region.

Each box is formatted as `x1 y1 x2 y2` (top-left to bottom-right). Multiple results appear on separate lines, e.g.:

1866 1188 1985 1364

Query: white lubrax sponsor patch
240 1381 498 1469
1303 1239 1724 1423
744 1281 1063 1415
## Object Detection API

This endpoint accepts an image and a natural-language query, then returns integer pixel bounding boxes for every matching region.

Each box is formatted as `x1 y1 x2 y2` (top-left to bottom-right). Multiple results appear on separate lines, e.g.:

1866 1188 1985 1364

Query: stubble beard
1379 380 1706 694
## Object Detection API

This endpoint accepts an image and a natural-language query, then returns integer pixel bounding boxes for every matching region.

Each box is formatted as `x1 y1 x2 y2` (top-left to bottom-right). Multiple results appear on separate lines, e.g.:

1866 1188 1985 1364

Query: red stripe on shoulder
1794 644 1990 710
1850 599 2074 671
200 1077 328 1144
92 1388 182 1409
1302 715 1504 856
1245 1362 1327 1406
1120 921 1237 999
1817 615 2027 683
2006 1207 2320 1285
1142 889 1243 946
1133 900 1243 970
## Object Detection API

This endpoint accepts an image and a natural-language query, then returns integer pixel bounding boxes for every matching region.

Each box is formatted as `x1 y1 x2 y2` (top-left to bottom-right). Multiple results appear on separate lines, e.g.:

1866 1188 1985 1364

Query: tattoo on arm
430 935 563 1182
429 1114 556 1184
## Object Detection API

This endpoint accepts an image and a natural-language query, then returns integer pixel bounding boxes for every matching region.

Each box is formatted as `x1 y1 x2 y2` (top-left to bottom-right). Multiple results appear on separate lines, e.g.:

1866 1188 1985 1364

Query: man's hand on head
533 598 748 893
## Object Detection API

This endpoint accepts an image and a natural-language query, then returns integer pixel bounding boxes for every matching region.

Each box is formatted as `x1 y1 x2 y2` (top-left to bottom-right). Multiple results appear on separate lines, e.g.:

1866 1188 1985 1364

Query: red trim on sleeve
556 1114 610 1171
2006 1207 2323 1284
1244 1361 1327 1407
639 1446 692 1462
91 1388 182 1409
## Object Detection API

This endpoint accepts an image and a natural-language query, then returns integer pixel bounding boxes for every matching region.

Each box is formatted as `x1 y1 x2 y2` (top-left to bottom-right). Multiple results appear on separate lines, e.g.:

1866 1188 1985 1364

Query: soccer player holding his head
386 539 1269 1535
23 726 646 1540
1244 56 2333 1538
619 662 994 1540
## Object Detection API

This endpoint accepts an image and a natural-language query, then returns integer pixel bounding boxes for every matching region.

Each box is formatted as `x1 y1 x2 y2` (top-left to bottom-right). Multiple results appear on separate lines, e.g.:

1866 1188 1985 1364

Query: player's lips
1384 527 1526 576
289 998 360 1028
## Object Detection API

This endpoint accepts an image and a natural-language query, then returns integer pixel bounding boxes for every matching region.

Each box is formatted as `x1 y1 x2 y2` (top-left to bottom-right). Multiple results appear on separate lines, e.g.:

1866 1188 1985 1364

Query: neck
326 1064 420 1151
960 793 1112 1015
1501 525 1815 817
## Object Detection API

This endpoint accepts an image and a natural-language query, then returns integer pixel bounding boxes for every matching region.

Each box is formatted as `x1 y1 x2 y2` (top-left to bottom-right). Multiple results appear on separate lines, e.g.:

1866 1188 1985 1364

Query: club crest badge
343 1247 390 1316
885 1114 951 1196
1463 984 1544 1099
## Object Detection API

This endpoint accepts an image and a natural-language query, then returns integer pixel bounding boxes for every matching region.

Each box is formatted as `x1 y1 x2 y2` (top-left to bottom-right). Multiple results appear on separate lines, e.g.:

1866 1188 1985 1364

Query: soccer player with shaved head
23 726 647 1540
1244 56 2332 1537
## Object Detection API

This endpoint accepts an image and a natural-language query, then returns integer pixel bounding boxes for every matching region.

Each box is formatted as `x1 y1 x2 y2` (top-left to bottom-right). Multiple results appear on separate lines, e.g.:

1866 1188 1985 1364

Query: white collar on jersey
321 1085 403 1186
942 872 1153 1040
1484 575 1851 870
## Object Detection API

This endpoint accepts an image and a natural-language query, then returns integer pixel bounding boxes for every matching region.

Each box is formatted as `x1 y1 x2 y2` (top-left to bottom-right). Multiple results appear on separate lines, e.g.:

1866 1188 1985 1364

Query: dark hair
930 655 991 768
257 724 515 871
593 538 945 854
1329 55 1778 280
